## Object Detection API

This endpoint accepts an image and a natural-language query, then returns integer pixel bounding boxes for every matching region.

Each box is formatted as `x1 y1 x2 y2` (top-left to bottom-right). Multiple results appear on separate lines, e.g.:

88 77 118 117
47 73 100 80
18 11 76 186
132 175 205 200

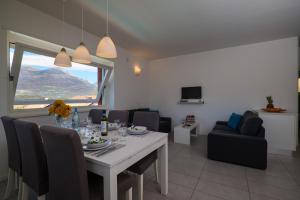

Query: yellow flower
48 99 72 118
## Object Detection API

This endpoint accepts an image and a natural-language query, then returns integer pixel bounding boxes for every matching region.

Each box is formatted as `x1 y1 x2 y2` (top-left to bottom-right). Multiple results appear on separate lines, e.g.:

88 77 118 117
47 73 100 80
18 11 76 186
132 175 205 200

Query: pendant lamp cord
81 7 84 42
62 0 65 46
106 0 109 35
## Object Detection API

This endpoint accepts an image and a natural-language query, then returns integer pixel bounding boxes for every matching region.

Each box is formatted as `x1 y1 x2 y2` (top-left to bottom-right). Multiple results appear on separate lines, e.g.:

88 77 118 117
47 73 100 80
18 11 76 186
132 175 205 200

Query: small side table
174 122 198 145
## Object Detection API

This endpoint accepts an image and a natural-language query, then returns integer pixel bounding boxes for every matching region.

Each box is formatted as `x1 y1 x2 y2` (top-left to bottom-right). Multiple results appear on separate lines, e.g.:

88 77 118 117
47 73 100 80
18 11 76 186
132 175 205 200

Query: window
9 40 112 111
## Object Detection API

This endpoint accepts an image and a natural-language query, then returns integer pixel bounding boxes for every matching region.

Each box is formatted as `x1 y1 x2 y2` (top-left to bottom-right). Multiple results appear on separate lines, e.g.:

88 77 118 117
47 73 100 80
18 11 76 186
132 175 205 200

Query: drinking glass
118 122 127 137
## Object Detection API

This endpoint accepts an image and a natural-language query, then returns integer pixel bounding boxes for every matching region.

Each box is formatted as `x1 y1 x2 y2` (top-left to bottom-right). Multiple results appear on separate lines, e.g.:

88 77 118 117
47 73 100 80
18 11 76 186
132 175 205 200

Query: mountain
16 66 97 100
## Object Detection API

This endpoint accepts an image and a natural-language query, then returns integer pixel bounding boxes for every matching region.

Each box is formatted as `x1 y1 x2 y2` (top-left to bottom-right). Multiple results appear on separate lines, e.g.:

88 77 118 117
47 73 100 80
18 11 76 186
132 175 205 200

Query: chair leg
17 177 23 200
37 195 46 200
21 182 29 200
4 168 15 199
154 160 159 183
125 187 132 200
137 174 143 200
15 171 19 190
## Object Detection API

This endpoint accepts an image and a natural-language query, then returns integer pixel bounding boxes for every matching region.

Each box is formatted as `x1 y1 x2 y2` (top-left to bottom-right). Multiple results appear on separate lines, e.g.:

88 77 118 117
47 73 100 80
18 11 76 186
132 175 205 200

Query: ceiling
17 0 300 60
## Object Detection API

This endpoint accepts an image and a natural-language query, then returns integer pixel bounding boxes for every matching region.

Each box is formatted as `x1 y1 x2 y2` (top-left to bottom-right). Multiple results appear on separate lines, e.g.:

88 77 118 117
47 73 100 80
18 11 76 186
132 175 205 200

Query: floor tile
195 179 250 200
250 193 280 200
248 180 300 200
200 171 248 191
191 191 225 200
145 181 193 200
246 170 300 190
204 160 246 179
168 171 198 189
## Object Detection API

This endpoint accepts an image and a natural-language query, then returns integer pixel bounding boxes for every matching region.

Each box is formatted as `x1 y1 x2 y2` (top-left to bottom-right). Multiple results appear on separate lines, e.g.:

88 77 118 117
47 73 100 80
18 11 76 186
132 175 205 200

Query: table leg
103 169 118 200
158 140 168 195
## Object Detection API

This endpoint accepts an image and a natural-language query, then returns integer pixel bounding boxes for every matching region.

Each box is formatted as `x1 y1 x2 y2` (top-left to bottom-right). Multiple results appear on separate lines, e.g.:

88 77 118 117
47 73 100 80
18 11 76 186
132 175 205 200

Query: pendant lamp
54 0 71 67
73 8 92 64
96 0 117 58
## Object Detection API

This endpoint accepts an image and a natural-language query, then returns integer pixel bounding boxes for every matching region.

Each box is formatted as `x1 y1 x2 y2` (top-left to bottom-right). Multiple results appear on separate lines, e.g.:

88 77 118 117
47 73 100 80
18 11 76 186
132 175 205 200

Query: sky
10 48 98 84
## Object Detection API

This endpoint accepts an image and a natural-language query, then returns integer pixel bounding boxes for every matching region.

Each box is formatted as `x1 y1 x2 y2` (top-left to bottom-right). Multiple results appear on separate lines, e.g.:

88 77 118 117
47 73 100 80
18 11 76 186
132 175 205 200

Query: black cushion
128 151 158 175
88 109 104 124
213 124 237 133
238 110 258 131
240 117 263 136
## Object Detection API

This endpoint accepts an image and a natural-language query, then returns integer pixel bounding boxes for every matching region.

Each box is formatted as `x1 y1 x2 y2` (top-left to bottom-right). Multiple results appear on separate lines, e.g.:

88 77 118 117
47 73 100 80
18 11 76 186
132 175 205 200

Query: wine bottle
101 114 108 136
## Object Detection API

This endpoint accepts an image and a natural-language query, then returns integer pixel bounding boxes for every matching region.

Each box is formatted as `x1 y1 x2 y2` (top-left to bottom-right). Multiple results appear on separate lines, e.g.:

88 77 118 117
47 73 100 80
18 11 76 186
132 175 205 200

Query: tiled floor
1 135 300 200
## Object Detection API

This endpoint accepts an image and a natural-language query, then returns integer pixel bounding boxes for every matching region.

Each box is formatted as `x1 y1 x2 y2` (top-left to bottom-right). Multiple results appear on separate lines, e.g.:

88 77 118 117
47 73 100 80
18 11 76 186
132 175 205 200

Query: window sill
8 105 107 118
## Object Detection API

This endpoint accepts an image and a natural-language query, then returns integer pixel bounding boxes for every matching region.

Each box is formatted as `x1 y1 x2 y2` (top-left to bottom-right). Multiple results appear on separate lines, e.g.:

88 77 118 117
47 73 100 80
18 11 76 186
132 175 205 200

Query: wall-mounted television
181 86 202 100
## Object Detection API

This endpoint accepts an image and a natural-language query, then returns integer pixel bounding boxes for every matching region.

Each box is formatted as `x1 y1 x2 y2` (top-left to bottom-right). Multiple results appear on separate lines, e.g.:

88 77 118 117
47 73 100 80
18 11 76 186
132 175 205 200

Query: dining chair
14 120 48 200
88 109 104 124
108 110 129 126
128 111 160 200
1 116 23 200
40 125 135 200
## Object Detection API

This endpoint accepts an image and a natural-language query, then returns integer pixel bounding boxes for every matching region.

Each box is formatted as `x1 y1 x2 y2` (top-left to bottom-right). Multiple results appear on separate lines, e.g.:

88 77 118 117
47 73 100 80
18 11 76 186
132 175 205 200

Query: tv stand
178 99 204 104
174 122 198 145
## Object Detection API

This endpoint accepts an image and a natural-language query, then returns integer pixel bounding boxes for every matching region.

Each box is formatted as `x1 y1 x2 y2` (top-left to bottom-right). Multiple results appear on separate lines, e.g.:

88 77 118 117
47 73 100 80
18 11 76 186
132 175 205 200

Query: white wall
148 38 299 135
0 0 149 180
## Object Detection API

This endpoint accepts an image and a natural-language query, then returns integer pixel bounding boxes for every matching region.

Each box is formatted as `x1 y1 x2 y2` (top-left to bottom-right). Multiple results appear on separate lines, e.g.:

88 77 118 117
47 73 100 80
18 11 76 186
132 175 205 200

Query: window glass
12 49 100 110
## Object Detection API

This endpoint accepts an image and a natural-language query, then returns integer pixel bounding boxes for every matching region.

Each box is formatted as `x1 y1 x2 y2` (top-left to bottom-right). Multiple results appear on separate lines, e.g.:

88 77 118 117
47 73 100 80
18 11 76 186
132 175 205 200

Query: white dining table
84 130 169 200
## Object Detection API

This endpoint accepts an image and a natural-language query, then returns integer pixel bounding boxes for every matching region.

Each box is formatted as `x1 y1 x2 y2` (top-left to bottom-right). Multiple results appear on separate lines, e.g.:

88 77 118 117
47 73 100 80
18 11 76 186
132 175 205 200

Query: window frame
7 31 113 117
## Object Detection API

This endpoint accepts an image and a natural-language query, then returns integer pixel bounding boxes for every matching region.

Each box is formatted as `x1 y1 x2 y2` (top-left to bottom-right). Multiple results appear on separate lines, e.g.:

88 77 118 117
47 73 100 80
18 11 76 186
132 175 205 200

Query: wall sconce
133 64 142 76
298 78 300 92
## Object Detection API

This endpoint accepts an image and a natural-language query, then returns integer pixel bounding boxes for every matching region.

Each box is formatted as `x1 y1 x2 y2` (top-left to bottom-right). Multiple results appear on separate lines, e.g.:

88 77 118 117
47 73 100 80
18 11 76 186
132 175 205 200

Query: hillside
15 66 97 100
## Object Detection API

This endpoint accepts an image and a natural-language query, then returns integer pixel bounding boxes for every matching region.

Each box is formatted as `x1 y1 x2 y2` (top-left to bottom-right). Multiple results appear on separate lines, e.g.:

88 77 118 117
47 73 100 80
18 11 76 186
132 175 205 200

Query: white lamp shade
73 42 92 64
96 36 117 58
54 48 72 67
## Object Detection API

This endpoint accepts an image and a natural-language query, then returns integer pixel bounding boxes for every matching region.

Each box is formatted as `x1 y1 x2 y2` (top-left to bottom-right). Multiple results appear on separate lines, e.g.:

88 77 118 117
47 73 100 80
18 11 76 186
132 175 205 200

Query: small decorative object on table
262 96 286 113
183 115 195 127
48 100 72 127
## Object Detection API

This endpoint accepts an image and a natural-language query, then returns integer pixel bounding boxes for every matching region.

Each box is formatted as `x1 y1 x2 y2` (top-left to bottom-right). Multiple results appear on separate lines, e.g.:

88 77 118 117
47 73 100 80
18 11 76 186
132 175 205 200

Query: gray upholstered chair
14 120 48 200
108 110 129 126
128 111 159 200
88 109 104 124
1 116 23 200
40 125 135 200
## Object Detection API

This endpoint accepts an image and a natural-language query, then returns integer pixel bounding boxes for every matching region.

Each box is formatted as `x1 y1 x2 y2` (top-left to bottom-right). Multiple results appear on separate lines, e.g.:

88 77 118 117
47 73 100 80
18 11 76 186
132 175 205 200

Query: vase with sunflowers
48 100 72 127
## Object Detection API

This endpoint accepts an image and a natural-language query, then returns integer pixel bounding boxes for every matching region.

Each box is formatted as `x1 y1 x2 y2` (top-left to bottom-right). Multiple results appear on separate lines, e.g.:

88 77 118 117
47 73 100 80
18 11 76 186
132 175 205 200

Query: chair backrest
108 110 129 125
40 126 89 200
1 116 22 175
14 120 48 196
88 109 104 124
133 111 159 131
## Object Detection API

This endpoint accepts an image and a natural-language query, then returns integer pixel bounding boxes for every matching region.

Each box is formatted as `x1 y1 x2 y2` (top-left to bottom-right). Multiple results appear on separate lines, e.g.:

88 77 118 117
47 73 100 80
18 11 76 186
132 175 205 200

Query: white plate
127 126 148 135
83 140 112 151
86 139 111 149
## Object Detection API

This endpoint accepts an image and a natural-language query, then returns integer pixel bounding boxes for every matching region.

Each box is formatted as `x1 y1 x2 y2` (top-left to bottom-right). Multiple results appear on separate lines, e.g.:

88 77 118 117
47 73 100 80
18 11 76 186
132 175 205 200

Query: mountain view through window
10 48 99 109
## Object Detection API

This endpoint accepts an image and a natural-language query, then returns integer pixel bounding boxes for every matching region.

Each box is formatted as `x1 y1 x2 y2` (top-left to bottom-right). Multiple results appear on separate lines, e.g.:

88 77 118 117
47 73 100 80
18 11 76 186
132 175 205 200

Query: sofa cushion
213 124 237 132
211 128 239 135
238 111 258 131
228 113 242 129
240 117 263 136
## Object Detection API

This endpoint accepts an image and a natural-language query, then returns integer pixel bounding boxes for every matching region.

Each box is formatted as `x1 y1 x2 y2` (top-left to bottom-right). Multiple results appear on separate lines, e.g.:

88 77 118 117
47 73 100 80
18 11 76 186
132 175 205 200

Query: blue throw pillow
227 113 242 129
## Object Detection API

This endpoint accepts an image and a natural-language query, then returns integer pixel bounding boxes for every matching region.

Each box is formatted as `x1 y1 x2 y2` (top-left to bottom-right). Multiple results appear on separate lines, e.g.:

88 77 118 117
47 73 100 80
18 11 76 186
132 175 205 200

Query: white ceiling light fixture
54 0 71 67
73 7 92 64
96 0 117 59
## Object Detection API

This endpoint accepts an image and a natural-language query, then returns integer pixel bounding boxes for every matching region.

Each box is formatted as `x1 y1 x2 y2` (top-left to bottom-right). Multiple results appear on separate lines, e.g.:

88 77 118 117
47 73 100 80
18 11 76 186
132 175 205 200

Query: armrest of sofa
159 117 172 133
216 121 228 125
207 132 267 169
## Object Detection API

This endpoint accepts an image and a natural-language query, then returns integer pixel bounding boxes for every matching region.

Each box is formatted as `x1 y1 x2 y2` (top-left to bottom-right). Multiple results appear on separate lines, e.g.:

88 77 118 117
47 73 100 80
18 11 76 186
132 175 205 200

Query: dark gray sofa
207 111 267 169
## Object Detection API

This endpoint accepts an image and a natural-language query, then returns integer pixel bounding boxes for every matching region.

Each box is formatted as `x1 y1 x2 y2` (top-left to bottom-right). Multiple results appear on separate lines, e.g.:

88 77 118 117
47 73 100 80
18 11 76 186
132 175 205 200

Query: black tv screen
181 86 202 99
